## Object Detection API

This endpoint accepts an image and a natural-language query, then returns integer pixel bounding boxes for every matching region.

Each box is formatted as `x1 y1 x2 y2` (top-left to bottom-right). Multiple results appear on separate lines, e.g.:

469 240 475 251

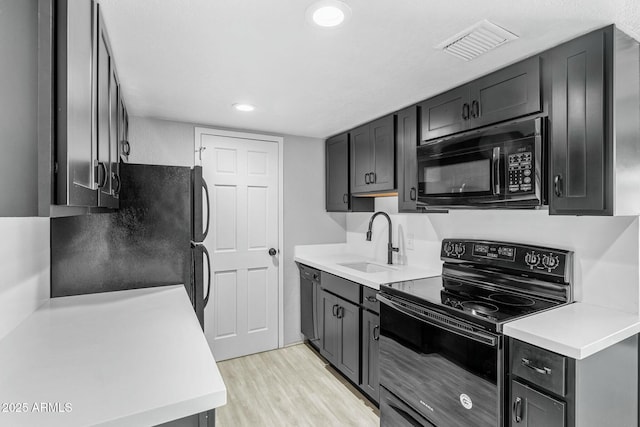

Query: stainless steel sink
338 262 396 273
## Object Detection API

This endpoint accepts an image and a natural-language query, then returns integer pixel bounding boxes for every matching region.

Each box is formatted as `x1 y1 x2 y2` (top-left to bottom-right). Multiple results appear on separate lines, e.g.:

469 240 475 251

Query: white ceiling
99 0 640 139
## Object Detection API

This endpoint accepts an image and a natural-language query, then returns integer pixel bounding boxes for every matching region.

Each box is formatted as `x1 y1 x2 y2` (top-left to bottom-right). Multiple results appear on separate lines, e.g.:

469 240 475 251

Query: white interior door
198 130 280 361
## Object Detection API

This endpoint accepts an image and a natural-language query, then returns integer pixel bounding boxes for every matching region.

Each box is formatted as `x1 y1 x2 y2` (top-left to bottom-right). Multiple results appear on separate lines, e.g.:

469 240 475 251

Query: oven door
378 294 503 427
417 144 501 205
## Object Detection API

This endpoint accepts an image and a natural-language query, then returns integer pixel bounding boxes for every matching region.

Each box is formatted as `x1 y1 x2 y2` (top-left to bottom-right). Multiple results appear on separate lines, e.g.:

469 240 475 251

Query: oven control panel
472 243 516 261
507 150 533 194
441 239 572 281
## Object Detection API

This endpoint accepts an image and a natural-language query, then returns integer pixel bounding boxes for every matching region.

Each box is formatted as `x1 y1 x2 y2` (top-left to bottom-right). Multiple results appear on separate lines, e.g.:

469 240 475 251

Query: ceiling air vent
436 20 518 61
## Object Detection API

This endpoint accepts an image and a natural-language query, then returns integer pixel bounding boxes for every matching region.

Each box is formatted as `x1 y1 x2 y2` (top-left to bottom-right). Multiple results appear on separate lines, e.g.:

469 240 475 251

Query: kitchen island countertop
294 244 441 289
504 302 640 359
0 285 226 427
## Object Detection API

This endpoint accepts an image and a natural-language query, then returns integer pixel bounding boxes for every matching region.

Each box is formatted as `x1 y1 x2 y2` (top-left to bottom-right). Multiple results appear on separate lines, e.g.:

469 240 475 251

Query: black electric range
380 239 574 333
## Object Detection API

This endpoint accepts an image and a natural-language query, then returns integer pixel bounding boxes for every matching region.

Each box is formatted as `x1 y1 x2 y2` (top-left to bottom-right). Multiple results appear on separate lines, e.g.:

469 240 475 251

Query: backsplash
0 217 49 340
347 197 639 314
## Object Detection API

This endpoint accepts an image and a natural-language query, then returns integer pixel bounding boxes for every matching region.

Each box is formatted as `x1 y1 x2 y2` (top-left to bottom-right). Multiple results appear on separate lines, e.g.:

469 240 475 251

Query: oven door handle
377 294 498 347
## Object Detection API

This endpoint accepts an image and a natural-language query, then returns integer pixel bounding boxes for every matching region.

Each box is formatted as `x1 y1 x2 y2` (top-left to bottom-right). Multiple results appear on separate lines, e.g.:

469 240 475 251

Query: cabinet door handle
409 187 416 201
521 358 552 375
343 193 348 204
365 296 377 303
471 100 480 118
365 173 370 185
462 103 470 120
332 304 338 317
371 172 376 183
112 172 121 195
122 140 131 156
554 175 563 197
337 306 345 319
513 396 523 423
372 325 380 341
96 162 108 188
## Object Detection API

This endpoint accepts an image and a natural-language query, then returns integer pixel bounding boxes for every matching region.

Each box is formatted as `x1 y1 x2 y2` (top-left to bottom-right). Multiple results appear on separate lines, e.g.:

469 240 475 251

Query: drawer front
321 272 360 303
362 286 379 313
511 339 566 396
298 264 320 282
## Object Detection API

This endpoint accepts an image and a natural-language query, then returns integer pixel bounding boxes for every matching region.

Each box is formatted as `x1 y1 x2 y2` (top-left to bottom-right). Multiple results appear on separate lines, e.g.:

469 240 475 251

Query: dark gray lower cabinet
511 381 565 427
156 410 215 427
319 289 360 385
360 309 380 402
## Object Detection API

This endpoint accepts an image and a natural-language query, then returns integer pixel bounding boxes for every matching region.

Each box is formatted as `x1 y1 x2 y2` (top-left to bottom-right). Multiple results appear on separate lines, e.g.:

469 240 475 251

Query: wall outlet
407 233 414 250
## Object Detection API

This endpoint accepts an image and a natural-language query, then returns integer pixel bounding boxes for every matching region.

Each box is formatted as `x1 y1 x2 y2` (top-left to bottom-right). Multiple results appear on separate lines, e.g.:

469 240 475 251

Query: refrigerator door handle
189 244 196 310
201 244 212 308
202 178 211 241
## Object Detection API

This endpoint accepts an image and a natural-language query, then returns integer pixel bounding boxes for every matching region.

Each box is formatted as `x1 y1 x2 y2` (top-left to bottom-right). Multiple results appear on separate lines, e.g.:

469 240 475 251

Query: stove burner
488 293 536 307
460 301 499 314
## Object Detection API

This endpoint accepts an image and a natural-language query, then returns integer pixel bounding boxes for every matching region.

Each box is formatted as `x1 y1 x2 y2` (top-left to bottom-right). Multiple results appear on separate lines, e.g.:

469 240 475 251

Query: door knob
268 248 277 256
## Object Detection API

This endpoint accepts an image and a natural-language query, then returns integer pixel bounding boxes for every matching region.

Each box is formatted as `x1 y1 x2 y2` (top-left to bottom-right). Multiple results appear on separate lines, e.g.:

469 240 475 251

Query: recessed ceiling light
306 0 351 28
233 103 255 112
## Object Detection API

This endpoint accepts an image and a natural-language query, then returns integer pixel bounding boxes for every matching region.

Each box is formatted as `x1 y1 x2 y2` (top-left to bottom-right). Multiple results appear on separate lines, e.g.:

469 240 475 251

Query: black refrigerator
51 163 211 329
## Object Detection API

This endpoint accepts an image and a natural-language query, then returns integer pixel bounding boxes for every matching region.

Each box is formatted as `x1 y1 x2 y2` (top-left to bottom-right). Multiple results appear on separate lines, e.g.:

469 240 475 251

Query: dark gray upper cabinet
325 133 350 212
396 106 419 212
549 28 608 215
350 124 372 194
420 56 541 141
470 56 541 128
96 6 119 209
119 96 130 163
419 86 468 141
55 0 99 208
50 0 127 212
350 115 395 194
548 26 640 216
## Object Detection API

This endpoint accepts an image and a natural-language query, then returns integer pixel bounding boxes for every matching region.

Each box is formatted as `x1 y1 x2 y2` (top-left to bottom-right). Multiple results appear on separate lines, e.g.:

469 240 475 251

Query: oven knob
542 253 560 271
454 243 466 258
444 242 455 256
525 251 541 269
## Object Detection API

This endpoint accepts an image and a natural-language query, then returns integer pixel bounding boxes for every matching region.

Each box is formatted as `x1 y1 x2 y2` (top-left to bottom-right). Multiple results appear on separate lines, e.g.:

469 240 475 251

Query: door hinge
196 145 206 161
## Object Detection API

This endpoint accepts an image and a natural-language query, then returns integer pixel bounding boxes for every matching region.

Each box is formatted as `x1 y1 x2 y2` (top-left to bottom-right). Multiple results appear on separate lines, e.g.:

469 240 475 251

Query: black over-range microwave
417 117 546 208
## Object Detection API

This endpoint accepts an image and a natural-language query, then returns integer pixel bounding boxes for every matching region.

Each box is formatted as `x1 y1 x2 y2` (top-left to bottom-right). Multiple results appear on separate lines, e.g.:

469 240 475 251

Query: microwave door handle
492 147 501 195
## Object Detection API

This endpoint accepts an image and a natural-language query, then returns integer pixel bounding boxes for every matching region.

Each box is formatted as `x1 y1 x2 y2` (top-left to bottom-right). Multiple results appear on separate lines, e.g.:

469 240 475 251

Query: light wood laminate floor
216 344 379 427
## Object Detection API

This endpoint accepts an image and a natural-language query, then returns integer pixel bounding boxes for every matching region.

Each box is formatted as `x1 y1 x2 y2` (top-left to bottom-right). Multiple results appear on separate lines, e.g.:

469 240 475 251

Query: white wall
347 197 640 314
128 116 347 346
128 117 195 167
283 136 347 345
0 218 50 340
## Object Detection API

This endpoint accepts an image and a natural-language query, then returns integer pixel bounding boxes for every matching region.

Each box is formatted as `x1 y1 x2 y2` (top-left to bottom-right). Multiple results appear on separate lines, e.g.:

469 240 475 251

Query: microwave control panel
507 151 533 193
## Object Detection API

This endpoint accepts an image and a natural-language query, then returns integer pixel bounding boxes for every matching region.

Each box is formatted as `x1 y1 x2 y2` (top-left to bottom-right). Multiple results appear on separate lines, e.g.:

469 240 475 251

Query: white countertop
0 285 226 427
504 302 640 360
295 248 441 289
